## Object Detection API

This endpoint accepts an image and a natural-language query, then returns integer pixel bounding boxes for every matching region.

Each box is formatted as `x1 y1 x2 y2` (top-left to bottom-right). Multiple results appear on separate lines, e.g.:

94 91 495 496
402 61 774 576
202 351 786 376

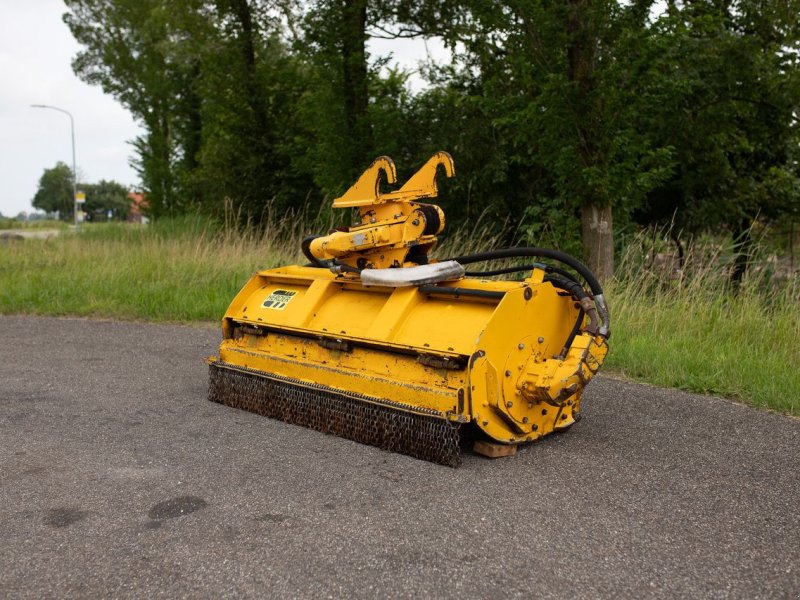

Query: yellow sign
262 289 296 310
75 191 86 203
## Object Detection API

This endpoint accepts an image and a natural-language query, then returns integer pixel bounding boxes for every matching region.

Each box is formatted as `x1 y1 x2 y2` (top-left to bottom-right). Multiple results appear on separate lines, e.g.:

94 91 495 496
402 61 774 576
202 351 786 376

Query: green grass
605 279 799 415
1 217 797 415
0 217 297 322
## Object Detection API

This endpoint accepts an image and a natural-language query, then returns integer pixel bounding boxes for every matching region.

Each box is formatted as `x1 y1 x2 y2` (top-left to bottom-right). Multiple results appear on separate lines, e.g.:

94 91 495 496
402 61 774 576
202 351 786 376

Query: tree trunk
581 203 614 280
566 0 614 280
341 0 372 176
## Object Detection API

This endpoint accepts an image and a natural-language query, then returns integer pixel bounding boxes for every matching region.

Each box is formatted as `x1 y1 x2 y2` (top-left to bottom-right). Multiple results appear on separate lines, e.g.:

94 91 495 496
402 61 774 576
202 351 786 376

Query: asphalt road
1 315 798 599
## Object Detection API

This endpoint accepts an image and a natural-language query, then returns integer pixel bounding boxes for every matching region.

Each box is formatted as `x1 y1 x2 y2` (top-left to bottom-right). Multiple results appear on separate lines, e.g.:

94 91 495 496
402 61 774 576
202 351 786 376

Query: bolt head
537 337 545 343
506 401 513 408
505 370 511 377
518 343 525 350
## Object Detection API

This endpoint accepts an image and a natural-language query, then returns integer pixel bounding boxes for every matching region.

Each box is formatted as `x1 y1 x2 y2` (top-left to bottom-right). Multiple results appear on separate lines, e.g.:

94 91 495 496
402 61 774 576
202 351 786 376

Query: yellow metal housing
210 152 609 464
216 265 607 444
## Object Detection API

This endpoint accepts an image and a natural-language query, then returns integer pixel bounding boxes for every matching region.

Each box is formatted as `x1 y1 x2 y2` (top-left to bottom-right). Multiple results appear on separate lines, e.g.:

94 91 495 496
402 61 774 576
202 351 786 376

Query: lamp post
30 104 79 227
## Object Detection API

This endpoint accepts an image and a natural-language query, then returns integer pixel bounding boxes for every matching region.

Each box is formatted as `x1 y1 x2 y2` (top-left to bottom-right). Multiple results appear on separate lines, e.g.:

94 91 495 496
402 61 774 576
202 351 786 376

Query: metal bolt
506 401 513 408
538 337 545 343
532 424 538 431
370 217 376 223
522 417 529 424
541 408 548 415
505 370 511 377
518 343 525 350
412 219 420 226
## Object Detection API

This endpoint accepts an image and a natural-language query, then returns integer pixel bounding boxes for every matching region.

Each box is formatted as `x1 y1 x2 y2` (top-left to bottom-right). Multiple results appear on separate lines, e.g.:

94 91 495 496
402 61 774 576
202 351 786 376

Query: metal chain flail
208 361 462 467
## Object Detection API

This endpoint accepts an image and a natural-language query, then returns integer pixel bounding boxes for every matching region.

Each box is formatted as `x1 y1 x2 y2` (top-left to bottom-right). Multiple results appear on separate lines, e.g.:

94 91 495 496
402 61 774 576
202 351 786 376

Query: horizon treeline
63 0 800 278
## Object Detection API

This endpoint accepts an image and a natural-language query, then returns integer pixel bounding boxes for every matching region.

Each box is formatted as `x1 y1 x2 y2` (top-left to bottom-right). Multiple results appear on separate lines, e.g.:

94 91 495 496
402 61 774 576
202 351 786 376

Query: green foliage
61 0 800 273
31 163 130 222
31 162 74 219
82 180 130 220
65 0 183 215
633 2 800 234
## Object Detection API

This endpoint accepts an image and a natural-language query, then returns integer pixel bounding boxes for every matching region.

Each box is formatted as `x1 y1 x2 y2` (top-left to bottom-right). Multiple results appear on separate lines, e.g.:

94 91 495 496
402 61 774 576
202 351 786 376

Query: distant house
127 192 149 224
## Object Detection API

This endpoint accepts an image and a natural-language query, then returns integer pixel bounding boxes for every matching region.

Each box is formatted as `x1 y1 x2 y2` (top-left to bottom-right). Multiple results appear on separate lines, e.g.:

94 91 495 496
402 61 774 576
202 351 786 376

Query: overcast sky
0 0 142 217
0 1 445 218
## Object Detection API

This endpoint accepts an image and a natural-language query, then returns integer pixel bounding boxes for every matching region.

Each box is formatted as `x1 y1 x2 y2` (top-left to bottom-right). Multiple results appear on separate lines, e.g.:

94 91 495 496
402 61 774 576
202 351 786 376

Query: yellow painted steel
214 152 609 447
217 265 607 442
309 153 451 269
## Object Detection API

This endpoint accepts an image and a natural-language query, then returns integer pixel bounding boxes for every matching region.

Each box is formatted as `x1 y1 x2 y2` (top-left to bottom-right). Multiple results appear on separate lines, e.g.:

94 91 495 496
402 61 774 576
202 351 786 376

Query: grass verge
0 217 295 322
1 217 797 415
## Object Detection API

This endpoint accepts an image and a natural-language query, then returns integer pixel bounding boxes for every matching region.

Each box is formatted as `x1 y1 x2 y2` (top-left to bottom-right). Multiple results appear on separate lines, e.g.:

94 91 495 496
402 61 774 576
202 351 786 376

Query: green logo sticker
262 289 297 310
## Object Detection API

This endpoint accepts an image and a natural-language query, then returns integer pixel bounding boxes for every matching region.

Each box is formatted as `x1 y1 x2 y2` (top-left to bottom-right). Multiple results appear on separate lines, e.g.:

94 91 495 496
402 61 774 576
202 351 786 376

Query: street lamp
30 104 79 227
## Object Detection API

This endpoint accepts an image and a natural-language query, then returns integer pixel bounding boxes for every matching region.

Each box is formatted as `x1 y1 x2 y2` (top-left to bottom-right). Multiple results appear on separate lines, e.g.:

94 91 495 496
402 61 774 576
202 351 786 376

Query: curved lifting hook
332 156 397 208
397 151 455 199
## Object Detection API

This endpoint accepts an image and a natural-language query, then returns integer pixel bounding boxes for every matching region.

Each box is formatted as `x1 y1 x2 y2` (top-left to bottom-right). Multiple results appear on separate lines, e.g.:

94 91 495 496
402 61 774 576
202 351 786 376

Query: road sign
75 191 86 203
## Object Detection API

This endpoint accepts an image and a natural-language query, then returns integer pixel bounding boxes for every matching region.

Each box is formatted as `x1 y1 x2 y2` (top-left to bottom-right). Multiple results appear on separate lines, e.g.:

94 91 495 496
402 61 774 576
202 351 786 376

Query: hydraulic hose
302 236 361 273
544 275 601 337
449 248 602 296
465 262 581 284
301 235 328 268
449 247 609 337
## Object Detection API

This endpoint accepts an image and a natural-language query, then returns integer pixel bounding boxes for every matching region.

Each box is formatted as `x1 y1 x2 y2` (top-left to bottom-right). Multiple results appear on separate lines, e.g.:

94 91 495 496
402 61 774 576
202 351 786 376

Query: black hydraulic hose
448 247 609 337
464 262 581 284
464 264 536 277
544 274 601 337
544 274 588 301
332 259 361 273
448 247 603 297
561 309 585 358
301 235 327 268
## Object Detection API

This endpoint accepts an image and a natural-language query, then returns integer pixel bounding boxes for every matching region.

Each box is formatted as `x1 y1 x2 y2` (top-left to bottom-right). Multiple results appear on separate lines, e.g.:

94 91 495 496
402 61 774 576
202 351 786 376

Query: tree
65 0 319 221
64 0 197 216
32 162 74 220
382 1 675 277
631 0 800 280
82 180 131 220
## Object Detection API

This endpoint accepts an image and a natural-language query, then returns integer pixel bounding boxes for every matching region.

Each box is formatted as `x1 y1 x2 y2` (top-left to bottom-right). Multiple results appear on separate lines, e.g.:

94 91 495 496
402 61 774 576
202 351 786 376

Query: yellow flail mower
208 152 609 466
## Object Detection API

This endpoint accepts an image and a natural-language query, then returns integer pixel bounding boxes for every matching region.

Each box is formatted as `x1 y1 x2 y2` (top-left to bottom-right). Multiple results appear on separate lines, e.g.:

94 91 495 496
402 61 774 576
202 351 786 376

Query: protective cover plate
360 261 465 287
